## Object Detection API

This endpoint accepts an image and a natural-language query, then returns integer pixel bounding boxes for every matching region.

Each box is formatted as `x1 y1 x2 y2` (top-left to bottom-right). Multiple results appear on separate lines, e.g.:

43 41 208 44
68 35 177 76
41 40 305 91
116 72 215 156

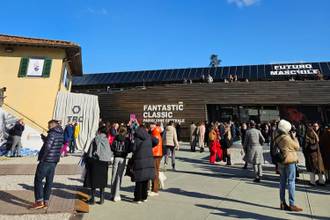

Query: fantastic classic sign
270 64 320 76
143 102 185 124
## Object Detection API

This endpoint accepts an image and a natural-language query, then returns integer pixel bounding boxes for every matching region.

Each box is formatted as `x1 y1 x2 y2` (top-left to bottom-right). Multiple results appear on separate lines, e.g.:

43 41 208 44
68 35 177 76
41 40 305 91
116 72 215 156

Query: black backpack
112 140 126 154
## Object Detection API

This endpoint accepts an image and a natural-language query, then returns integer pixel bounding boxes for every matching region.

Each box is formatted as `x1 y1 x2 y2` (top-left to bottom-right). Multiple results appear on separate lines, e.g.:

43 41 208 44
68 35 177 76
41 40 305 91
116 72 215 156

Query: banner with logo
53 92 100 152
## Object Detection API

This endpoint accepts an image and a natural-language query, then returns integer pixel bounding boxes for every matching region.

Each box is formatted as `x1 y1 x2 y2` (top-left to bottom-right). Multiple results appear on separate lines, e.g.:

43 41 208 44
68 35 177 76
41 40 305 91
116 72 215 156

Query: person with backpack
110 126 131 202
84 126 113 205
275 119 303 212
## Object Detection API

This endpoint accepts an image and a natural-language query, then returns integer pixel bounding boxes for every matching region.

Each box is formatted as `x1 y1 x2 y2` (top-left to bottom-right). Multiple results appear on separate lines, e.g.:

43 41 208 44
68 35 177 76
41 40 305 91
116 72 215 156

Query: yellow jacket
74 124 80 139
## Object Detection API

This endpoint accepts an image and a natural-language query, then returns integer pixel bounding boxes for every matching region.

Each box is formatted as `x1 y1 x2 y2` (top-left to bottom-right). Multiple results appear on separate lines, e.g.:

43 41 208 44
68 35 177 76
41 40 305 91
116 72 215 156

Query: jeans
8 136 22 156
111 157 126 198
165 146 175 168
34 162 57 202
279 163 296 206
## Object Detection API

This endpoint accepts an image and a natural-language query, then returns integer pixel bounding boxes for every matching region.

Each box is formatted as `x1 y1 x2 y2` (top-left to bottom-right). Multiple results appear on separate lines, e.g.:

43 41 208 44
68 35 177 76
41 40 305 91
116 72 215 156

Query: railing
2 103 47 131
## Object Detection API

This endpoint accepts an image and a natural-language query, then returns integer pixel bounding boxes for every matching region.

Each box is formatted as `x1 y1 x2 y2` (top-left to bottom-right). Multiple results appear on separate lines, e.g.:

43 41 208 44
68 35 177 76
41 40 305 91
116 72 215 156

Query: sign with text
270 64 320 76
143 102 185 124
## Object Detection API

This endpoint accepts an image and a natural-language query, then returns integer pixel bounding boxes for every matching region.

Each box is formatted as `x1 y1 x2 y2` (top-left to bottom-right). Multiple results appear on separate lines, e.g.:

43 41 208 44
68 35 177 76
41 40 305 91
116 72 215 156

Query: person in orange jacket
150 122 163 196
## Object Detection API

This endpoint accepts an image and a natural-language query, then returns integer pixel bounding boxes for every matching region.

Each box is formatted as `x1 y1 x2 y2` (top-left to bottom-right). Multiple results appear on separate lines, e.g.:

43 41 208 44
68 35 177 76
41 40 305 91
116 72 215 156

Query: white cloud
227 0 260 8
86 7 108 15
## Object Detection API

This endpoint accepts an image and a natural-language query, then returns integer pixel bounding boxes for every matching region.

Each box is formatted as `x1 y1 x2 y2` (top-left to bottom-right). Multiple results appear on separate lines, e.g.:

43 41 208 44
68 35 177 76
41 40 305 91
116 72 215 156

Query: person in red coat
209 126 223 164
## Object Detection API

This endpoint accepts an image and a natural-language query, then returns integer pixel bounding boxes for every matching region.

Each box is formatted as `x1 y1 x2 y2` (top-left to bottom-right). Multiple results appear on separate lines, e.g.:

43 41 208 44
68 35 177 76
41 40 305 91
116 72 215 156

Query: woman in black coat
131 125 158 203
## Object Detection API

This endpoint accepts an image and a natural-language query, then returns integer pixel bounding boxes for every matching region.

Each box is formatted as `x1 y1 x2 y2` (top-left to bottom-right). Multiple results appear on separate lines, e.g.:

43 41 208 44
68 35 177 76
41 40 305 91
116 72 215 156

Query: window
18 57 52 78
62 65 71 89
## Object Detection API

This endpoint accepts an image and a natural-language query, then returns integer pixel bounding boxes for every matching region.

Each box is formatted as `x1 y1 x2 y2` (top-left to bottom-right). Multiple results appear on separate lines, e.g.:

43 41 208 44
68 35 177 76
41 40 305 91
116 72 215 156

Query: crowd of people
189 119 330 212
80 120 180 204
28 116 330 213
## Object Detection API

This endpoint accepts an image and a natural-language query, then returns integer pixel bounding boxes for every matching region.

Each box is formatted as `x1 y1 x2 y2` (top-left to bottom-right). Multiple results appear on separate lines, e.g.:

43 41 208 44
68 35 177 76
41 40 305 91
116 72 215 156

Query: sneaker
142 199 148 202
149 192 159 197
133 200 142 204
113 196 121 202
30 201 44 209
253 178 261 183
43 201 49 209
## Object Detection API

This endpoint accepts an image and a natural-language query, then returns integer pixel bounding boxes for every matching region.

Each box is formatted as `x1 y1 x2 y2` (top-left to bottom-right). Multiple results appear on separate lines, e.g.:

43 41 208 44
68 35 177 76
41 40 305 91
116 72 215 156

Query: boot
280 202 290 211
99 188 105 204
226 155 232 166
88 188 96 205
242 162 248 169
289 205 303 212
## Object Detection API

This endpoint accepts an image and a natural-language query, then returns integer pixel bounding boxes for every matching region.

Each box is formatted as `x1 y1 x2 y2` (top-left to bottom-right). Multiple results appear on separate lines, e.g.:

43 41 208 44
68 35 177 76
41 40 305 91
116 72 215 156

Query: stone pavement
83 143 330 220
0 154 82 220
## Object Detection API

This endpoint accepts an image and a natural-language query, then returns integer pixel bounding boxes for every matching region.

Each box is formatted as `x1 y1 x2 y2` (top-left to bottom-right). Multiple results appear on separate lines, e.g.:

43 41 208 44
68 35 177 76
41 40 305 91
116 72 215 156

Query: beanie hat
278 119 292 134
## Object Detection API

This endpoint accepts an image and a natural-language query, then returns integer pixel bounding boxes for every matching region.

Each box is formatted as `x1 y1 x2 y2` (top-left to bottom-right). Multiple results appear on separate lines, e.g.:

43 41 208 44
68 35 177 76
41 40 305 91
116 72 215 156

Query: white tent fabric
53 92 100 152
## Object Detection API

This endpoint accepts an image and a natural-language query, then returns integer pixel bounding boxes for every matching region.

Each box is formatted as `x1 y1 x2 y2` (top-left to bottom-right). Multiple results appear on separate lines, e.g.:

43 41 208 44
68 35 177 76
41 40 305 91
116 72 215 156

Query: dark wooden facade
75 80 330 140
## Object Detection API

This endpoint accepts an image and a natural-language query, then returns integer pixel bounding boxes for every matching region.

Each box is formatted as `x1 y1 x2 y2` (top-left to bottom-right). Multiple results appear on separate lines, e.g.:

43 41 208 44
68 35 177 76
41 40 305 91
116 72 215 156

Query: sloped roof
0 34 82 76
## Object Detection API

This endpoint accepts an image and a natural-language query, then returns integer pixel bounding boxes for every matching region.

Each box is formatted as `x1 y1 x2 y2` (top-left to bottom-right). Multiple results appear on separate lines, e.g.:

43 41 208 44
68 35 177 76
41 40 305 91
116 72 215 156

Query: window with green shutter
17 57 29 77
42 58 52 78
17 57 52 78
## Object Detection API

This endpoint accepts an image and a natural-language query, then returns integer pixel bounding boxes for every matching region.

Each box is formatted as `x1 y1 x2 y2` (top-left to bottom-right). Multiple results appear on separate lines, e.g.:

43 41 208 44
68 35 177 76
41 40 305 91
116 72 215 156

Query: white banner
27 58 45 76
53 92 100 152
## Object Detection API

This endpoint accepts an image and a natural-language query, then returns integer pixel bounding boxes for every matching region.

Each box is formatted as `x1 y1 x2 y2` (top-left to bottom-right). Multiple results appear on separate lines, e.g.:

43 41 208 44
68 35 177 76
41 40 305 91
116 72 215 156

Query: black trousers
134 180 148 201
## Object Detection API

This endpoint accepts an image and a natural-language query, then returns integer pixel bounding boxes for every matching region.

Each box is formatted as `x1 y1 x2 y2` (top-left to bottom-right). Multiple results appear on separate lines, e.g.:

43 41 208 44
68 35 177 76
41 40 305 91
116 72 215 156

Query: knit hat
277 119 292 134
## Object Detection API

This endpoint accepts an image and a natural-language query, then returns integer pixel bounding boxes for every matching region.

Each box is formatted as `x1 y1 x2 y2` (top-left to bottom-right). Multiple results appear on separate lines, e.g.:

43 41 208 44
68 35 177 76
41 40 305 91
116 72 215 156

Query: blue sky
1 0 329 73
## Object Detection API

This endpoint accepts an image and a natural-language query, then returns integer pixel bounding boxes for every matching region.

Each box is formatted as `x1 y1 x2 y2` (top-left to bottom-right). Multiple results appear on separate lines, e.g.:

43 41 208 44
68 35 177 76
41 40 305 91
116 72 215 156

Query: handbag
273 141 284 163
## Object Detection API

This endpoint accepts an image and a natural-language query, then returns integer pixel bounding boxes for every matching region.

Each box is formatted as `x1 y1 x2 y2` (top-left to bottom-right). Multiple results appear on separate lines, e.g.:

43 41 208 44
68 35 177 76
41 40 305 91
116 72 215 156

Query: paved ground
0 154 82 220
83 144 330 220
0 143 329 220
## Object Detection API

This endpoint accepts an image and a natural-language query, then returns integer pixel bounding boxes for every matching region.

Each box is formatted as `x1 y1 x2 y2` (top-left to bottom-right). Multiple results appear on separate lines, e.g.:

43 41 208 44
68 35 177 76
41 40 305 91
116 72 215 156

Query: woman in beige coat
164 121 179 170
275 119 302 212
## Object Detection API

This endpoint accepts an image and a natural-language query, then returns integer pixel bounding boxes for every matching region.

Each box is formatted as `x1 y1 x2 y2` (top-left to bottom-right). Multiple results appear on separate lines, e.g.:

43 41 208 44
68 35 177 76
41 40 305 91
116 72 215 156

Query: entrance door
207 105 239 123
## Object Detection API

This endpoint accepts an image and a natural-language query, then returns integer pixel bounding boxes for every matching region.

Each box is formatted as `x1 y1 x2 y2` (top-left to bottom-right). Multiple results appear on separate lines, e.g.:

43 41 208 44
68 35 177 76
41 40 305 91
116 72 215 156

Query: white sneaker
133 201 142 204
149 192 159 197
113 196 121 202
142 199 148 202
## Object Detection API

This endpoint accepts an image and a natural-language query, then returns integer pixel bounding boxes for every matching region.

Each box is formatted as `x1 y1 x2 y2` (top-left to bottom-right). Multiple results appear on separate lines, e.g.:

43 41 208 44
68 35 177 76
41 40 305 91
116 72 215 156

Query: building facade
73 62 330 140
0 34 82 131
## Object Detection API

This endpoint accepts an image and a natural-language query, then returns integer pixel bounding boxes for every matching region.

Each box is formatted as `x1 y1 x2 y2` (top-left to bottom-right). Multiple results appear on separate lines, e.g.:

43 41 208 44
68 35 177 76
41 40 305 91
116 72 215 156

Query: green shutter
18 58 29 77
42 58 52 78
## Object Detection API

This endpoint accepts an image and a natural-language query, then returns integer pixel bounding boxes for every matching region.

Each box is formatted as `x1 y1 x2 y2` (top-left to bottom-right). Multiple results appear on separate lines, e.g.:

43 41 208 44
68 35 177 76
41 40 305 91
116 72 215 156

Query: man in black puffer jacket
31 120 64 209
